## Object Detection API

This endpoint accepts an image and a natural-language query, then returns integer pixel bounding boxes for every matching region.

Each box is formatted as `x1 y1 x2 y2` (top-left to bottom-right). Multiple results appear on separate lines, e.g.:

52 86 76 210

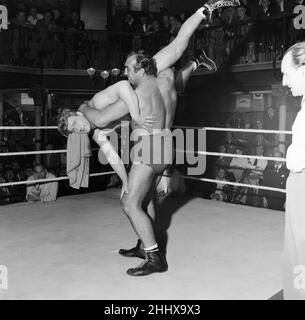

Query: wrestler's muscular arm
153 10 207 74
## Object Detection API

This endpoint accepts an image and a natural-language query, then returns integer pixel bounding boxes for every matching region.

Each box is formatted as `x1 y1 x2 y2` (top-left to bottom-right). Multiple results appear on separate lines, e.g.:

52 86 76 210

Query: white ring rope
0 148 100 157
173 126 292 135
0 126 289 194
0 126 293 135
164 174 286 194
0 126 58 130
176 150 286 162
0 171 116 188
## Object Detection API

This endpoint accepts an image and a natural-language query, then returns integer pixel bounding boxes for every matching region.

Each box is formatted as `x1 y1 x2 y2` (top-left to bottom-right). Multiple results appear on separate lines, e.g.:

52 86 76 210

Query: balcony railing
0 14 303 71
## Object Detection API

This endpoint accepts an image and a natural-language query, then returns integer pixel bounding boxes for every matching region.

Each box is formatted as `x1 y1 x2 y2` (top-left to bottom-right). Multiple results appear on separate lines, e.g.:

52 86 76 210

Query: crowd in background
1 0 304 68
0 102 289 211
205 107 288 211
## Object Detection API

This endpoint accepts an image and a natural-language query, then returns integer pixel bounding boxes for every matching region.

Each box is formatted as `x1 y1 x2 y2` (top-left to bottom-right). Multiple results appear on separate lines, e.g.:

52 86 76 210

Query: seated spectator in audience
161 14 171 33
11 10 31 28
11 161 24 181
146 19 162 35
26 164 58 203
179 12 188 24
27 6 43 27
137 14 149 34
210 168 233 202
262 150 288 211
5 169 24 203
122 12 137 32
215 144 232 169
228 146 255 182
44 143 60 175
65 11 85 31
234 173 263 207
0 174 10 205
248 145 268 180
36 11 57 31
169 15 181 36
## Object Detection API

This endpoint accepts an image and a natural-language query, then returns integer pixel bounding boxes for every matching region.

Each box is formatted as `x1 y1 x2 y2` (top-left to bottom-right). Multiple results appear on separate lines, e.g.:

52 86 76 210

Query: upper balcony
0 14 302 89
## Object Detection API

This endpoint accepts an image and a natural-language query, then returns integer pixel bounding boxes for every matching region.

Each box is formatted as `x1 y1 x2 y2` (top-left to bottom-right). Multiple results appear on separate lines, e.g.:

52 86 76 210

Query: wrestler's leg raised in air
153 7 209 74
175 49 217 93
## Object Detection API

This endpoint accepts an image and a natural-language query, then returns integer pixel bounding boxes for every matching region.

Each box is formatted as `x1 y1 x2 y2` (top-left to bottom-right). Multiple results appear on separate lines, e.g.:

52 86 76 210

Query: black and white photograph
0 0 305 304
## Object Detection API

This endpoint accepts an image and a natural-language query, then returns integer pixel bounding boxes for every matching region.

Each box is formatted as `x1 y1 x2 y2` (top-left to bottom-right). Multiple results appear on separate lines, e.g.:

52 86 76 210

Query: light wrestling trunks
131 129 174 175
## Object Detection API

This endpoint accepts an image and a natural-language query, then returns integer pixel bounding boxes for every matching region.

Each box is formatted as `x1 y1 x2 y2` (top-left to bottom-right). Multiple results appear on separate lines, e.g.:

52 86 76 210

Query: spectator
5 169 24 203
169 14 181 36
248 145 268 180
238 173 263 207
36 11 57 31
146 19 162 35
52 8 64 29
44 143 60 175
27 6 43 27
26 164 58 202
161 14 171 33
216 145 232 169
122 12 137 32
228 146 255 182
263 106 278 130
137 14 149 34
262 150 288 211
210 168 233 202
257 0 281 18
0 174 10 205
236 5 251 38
65 10 85 31
11 10 31 27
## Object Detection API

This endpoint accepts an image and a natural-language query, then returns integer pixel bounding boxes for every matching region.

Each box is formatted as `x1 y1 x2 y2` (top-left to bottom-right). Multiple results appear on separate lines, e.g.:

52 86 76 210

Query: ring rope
0 148 100 157
176 150 286 162
0 126 58 130
0 171 116 188
163 174 286 194
0 126 293 135
173 126 292 135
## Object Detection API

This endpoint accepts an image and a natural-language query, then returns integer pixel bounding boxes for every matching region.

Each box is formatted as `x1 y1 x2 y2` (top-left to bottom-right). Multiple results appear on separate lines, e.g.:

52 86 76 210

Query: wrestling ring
0 125 290 300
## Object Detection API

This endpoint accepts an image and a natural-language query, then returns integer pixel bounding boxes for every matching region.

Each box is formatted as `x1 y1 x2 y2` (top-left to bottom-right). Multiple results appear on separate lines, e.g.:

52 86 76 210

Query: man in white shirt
26 164 58 203
281 41 305 299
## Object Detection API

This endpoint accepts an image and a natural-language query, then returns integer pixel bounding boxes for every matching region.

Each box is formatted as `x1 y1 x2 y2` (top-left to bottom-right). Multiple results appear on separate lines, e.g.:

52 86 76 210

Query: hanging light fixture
100 70 110 79
86 67 96 78
111 68 121 77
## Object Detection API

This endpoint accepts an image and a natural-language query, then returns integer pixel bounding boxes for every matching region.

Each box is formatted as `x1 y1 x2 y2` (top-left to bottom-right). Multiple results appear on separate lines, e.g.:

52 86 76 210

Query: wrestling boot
119 239 146 259
193 49 217 72
126 251 168 276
